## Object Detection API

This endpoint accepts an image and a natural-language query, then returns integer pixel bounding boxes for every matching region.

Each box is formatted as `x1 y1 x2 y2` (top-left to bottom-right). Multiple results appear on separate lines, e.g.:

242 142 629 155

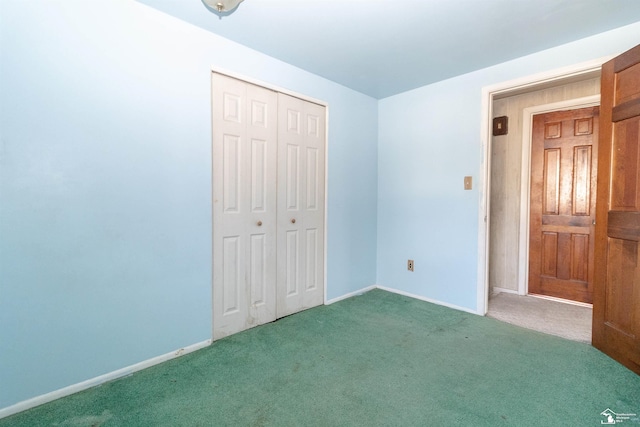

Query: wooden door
276 93 325 318
593 44 640 374
212 73 278 339
529 107 599 303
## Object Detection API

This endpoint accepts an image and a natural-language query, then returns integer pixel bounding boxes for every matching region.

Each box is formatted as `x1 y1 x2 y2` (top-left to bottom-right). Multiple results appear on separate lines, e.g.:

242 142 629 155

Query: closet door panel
213 74 277 339
302 101 325 309
214 74 325 338
277 94 325 318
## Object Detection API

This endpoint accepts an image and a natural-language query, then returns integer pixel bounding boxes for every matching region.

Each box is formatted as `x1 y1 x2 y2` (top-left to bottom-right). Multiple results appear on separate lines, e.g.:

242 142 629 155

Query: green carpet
2 289 639 426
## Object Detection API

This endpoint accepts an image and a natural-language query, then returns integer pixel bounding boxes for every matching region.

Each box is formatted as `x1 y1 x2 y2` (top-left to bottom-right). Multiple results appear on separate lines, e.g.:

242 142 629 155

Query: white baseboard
376 285 480 315
326 284 479 315
2 285 481 419
491 287 519 295
0 339 212 420
325 285 376 305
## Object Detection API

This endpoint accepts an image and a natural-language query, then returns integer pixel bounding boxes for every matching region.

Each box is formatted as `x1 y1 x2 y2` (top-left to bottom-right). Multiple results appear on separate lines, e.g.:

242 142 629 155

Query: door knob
257 220 262 226
291 218 296 224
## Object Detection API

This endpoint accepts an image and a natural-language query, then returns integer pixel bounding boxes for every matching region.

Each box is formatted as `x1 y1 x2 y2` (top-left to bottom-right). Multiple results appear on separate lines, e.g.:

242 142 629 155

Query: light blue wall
0 0 378 409
3 0 640 413
377 21 640 312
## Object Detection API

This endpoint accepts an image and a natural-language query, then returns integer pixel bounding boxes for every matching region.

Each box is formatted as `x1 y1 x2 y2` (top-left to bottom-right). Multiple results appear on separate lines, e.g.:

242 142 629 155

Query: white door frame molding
210 67 329 338
477 56 611 315
211 67 328 108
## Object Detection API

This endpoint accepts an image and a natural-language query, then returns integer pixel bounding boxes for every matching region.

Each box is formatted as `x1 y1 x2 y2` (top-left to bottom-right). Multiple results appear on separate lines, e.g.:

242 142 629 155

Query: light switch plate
493 116 508 136
464 176 472 190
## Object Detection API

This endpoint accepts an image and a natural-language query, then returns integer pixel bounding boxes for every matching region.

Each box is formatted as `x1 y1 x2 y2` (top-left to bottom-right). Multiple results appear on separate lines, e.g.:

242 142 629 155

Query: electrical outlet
407 259 414 272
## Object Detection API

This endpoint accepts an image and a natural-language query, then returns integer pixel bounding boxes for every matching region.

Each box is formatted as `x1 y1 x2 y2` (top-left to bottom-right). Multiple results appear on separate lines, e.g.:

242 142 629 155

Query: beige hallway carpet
487 292 592 343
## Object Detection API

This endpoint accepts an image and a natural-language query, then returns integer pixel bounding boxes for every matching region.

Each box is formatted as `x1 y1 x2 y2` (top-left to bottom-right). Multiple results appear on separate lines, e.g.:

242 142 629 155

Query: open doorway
479 67 606 341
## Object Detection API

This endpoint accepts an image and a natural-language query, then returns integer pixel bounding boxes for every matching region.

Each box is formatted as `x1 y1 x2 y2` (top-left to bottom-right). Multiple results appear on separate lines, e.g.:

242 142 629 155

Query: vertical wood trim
592 59 615 347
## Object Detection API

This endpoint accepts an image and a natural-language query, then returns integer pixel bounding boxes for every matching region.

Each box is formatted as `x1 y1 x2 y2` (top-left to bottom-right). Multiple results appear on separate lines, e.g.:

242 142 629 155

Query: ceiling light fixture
203 0 244 13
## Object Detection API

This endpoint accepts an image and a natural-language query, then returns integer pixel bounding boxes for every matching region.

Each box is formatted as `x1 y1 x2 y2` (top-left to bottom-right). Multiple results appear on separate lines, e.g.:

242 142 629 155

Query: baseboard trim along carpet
376 285 479 315
3 289 637 426
0 339 212 420
325 285 377 305
491 287 519 295
2 285 476 419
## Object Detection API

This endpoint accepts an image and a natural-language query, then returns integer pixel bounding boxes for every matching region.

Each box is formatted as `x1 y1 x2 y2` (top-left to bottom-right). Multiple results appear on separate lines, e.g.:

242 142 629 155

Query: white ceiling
138 0 640 99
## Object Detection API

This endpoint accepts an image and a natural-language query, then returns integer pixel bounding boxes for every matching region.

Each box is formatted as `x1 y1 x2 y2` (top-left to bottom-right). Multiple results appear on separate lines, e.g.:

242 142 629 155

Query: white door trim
210 68 329 337
477 56 611 315
517 95 600 296
210 67 328 108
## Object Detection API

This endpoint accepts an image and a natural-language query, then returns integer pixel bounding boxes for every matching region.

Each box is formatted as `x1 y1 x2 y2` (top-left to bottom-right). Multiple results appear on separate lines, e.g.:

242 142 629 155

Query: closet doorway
212 72 327 340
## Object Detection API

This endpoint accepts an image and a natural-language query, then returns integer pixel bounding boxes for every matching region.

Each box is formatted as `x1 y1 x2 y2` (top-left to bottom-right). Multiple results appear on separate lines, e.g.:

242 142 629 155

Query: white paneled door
212 74 325 340
277 93 325 318
212 74 278 339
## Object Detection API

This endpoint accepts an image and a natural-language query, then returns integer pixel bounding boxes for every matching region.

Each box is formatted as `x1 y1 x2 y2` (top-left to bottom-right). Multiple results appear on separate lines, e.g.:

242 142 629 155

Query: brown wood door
593 44 640 374
529 107 599 304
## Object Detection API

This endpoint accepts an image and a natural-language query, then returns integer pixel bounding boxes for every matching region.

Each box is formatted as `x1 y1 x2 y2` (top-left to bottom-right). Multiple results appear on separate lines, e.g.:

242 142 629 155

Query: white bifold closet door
276 93 325 318
212 73 325 340
212 74 278 339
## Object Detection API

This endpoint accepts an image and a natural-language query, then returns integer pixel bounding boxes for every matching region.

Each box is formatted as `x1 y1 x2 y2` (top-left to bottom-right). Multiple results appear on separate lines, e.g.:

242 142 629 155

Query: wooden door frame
477 57 611 315
210 67 329 337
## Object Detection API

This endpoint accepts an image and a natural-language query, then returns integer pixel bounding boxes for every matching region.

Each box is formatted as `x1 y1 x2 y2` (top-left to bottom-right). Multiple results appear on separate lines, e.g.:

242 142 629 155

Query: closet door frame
210 68 329 338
